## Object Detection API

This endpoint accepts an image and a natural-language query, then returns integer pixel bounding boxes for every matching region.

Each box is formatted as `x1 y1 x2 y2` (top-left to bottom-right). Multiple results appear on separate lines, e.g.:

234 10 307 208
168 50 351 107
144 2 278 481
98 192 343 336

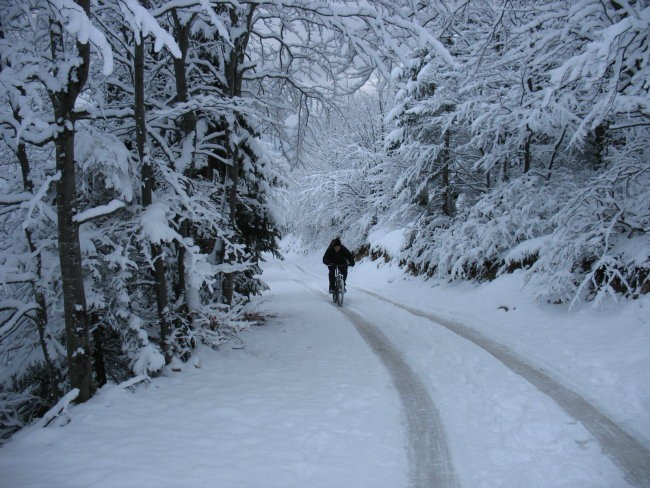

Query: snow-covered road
286 255 649 487
340 306 458 488
288 262 458 487
1 254 648 488
351 287 650 487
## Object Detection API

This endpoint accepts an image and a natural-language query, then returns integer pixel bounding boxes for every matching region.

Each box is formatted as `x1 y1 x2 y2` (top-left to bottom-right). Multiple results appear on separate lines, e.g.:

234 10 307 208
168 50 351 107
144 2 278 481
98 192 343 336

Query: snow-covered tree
378 0 650 305
289 0 649 306
0 0 457 439
287 89 392 250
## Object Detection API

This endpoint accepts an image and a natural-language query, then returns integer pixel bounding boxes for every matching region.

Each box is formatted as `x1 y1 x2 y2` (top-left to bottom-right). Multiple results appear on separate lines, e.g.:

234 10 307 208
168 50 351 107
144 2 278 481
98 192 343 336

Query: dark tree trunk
441 130 454 217
500 160 510 182
546 126 567 181
222 6 256 305
171 10 198 308
135 36 172 364
48 6 94 402
92 322 107 388
222 146 240 305
523 124 532 173
53 125 94 402
586 123 608 170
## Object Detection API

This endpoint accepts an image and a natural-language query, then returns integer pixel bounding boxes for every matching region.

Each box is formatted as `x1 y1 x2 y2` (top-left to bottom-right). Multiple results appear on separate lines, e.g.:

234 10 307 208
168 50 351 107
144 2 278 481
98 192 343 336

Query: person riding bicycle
322 237 355 293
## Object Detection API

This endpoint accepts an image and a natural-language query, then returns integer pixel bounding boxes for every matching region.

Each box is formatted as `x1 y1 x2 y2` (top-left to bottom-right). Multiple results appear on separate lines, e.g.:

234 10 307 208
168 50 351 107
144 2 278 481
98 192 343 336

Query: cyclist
322 237 355 293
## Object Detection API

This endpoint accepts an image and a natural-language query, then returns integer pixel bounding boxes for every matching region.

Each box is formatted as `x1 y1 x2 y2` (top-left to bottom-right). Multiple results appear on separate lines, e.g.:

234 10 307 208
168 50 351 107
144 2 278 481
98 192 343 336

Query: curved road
295 264 650 487
356 287 650 488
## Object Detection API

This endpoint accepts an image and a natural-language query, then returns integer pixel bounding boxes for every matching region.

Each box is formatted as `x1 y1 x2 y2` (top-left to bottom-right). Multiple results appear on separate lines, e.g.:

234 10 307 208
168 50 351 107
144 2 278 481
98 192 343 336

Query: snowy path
355 287 650 487
341 307 458 488
1 255 648 488
297 277 459 488
0 259 411 488
288 256 645 487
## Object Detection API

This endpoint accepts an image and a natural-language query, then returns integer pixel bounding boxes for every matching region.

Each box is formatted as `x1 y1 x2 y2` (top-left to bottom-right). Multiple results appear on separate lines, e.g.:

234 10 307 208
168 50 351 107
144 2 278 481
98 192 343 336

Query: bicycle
330 265 347 307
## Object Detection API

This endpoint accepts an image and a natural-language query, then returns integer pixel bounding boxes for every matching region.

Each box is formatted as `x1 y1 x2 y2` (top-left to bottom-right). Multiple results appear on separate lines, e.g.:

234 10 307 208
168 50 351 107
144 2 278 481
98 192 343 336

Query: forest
1 0 648 441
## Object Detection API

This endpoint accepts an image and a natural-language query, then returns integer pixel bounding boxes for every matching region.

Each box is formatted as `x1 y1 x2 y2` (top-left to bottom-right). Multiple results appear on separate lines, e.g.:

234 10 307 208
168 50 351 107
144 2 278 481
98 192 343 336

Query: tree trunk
221 6 256 305
546 127 567 181
92 322 107 388
587 123 608 170
496 133 509 182
48 7 94 402
441 130 454 217
500 160 510 182
53 125 94 402
171 10 198 310
222 145 240 305
135 36 172 364
523 124 532 173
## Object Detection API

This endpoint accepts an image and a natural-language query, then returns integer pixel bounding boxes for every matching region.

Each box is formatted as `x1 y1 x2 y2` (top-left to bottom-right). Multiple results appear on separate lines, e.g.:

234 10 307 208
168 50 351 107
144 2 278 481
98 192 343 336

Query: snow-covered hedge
405 175 564 280
402 165 649 304
532 163 650 305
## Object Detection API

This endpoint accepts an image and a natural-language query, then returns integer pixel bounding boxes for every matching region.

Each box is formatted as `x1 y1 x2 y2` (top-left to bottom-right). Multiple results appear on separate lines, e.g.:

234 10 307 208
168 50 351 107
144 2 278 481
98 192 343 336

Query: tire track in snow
358 288 650 488
301 280 459 488
341 307 459 488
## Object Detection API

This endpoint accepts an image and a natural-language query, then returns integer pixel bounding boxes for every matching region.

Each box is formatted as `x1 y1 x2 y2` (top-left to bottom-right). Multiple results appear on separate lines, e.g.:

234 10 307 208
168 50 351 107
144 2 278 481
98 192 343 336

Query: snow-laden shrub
532 162 650 305
0 373 49 442
402 163 649 305
406 174 567 280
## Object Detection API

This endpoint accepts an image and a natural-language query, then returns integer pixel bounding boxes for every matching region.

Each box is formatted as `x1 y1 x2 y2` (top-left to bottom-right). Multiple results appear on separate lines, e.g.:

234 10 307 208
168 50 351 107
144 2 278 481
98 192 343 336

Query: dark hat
332 238 341 247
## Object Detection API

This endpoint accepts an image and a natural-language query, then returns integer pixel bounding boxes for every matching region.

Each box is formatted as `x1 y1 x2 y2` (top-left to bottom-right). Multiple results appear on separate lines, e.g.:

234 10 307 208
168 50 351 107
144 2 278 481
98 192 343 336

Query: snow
615 234 650 266
0 250 647 487
128 316 166 375
36 389 79 428
73 199 125 223
503 235 551 266
50 0 114 75
284 113 299 130
0 193 31 205
119 0 182 58
347 255 650 447
139 203 182 244
367 226 408 258
21 171 61 231
130 343 165 376
0 260 406 488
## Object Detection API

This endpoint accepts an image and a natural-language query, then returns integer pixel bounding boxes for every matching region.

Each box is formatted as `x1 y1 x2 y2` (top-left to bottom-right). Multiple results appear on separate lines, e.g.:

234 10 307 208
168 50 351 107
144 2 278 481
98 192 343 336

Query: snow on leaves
118 0 181 57
48 0 114 75
288 0 649 307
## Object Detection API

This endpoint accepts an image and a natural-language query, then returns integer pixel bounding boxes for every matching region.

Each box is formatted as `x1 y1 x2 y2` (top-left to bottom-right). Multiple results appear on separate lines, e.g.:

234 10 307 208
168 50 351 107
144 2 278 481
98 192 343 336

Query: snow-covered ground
1 250 648 488
347 253 650 448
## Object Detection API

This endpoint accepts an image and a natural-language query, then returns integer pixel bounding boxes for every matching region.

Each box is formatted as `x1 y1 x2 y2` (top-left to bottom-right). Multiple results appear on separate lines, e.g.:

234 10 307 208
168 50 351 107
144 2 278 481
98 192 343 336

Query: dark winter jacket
322 243 355 267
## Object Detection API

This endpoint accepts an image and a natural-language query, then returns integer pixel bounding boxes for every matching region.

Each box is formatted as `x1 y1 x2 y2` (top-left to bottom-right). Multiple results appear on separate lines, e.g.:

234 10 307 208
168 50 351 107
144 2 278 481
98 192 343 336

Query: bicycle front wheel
336 276 345 306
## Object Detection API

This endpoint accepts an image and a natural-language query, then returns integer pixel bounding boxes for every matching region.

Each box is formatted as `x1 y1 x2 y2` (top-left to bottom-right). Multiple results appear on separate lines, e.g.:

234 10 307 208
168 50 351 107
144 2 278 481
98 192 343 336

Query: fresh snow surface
366 226 408 259
1 251 648 488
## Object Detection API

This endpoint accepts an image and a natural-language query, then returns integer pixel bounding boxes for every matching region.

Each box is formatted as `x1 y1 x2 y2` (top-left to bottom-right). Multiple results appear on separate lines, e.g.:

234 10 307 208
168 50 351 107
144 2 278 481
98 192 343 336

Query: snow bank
367 227 408 259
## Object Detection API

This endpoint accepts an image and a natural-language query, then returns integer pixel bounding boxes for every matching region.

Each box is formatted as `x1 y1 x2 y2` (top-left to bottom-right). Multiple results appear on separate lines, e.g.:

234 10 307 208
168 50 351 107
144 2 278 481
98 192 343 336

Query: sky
0 244 648 488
